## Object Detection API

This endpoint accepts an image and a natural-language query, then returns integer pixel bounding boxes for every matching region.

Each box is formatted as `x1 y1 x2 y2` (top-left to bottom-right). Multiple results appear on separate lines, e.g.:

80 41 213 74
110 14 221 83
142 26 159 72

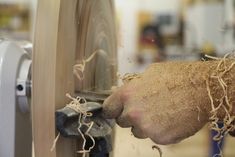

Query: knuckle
120 91 131 103
127 111 140 121
119 86 134 103
102 94 124 119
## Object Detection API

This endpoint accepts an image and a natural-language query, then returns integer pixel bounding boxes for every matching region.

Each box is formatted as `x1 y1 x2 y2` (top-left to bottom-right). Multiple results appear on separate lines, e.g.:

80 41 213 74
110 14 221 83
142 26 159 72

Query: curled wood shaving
51 50 103 155
205 55 220 60
152 145 162 157
197 106 201 122
66 93 95 157
50 94 95 157
73 49 107 80
206 54 235 145
68 50 105 156
50 133 61 152
119 73 141 84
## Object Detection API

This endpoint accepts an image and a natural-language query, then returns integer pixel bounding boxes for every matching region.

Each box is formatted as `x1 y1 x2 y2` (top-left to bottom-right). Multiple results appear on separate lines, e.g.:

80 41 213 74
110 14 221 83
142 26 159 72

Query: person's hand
102 62 212 145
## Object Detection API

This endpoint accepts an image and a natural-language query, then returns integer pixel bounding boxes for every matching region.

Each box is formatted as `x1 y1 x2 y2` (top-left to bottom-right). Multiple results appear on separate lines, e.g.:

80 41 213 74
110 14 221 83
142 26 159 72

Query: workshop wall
115 0 181 76
0 0 37 40
184 0 235 56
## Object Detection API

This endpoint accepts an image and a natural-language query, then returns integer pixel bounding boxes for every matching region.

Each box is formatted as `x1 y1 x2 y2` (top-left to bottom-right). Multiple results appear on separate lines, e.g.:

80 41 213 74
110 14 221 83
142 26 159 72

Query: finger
116 109 132 128
229 120 235 137
116 106 144 128
131 127 148 139
102 90 123 119
229 130 235 137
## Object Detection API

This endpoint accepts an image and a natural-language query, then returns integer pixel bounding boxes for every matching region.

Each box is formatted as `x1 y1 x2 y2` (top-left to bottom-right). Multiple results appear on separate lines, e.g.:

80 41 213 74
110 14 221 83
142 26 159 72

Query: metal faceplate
0 40 32 157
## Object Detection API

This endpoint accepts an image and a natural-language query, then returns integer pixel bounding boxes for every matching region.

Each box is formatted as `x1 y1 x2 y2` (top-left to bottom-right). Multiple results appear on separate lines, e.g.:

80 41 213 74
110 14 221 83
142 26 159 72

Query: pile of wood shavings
71 50 103 156
66 93 95 157
50 94 95 157
51 51 100 155
205 54 235 157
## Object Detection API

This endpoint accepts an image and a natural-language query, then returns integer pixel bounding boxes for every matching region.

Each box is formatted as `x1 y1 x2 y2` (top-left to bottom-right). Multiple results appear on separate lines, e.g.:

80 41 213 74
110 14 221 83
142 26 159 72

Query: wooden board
32 0 77 157
32 0 117 157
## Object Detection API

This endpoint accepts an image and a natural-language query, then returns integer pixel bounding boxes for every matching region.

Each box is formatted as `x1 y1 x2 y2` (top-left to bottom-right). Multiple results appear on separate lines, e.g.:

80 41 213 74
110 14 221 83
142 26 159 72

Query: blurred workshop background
1 0 235 156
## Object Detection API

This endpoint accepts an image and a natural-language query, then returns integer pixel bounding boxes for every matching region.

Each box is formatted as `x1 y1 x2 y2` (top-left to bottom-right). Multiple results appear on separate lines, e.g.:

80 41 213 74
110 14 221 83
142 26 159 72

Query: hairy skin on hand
102 61 235 145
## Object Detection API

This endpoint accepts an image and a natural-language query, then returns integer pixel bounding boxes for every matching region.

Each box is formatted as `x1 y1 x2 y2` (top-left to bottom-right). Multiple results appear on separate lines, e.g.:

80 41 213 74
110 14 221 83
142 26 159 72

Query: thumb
102 90 124 119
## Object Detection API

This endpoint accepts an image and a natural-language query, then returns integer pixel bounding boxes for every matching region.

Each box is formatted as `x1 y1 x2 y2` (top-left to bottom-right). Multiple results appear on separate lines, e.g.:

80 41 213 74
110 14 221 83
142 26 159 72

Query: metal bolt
17 84 24 91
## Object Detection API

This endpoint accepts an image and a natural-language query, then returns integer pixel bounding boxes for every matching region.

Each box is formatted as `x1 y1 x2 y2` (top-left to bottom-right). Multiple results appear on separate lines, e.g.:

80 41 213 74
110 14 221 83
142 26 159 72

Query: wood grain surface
75 0 117 93
32 0 117 157
32 0 77 157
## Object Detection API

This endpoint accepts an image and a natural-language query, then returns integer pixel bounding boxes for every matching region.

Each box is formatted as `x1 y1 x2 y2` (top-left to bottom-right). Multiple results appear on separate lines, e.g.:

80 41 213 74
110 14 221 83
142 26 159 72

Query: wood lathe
0 0 117 157
0 40 32 157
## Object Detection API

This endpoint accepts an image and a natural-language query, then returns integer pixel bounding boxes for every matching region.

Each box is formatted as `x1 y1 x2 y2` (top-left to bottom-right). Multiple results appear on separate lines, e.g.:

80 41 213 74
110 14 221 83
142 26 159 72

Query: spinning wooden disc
32 0 117 157
75 0 117 92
